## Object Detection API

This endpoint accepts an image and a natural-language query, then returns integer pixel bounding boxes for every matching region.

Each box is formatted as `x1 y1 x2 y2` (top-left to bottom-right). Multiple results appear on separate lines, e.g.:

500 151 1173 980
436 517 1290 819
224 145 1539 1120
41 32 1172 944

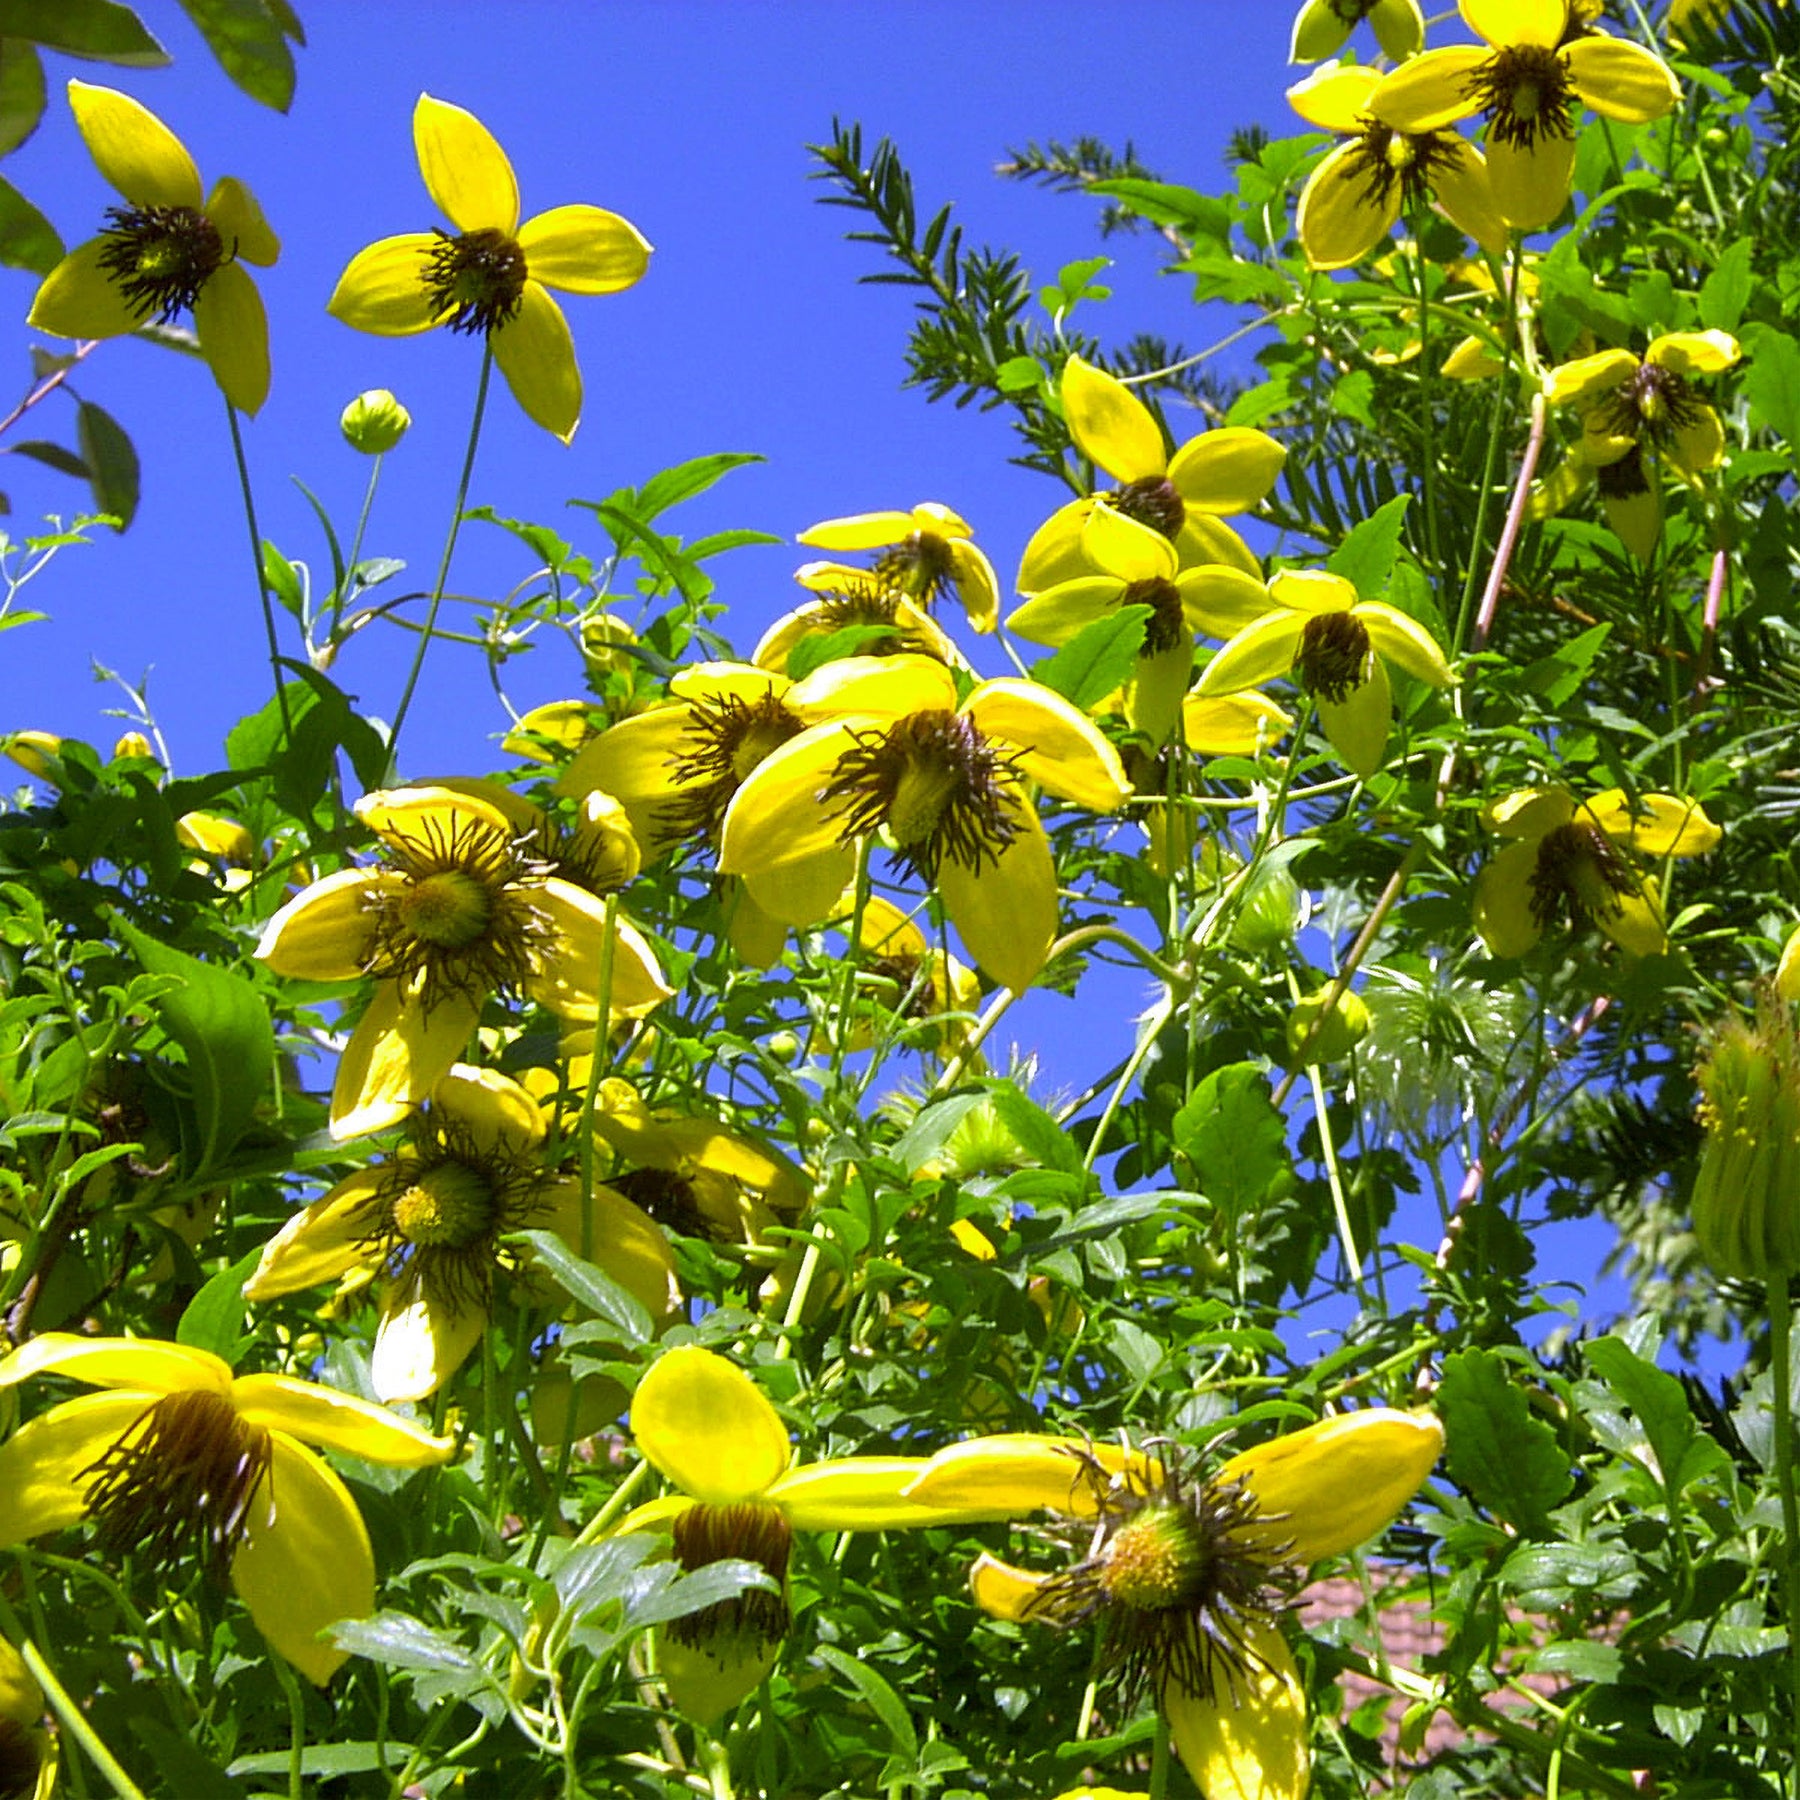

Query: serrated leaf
77 401 138 528
115 919 273 1179
175 0 295 108
1326 493 1411 598
0 172 60 273
0 0 167 63
509 1229 653 1344
1031 607 1150 710
1438 1347 1571 1535
7 439 88 478
330 1611 480 1674
1583 1335 1730 1498
1171 1062 1287 1219
0 38 44 154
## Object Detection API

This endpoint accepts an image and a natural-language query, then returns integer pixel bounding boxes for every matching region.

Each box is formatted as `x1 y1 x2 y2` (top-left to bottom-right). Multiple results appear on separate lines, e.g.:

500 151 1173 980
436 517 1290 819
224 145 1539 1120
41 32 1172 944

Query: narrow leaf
0 37 45 155
509 1229 653 1344
77 401 139 529
7 439 88 478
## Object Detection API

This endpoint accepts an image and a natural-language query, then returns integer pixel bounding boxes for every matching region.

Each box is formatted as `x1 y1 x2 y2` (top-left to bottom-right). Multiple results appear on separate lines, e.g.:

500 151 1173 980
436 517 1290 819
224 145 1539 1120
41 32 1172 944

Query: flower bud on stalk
1691 996 1800 1281
339 387 411 453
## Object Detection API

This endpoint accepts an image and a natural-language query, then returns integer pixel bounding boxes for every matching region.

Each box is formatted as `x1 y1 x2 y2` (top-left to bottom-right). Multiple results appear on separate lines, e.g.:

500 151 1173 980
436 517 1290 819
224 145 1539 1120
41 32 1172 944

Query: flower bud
1230 867 1299 957
4 730 60 779
1286 985 1371 1065
339 388 410 454
113 730 155 761
1691 996 1800 1282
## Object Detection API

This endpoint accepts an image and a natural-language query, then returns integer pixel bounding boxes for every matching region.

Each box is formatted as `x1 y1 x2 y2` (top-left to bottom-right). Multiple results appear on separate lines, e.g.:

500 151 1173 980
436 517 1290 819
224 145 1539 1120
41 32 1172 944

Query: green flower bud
1230 867 1299 958
1691 996 1800 1282
1286 985 1372 1065
339 388 411 454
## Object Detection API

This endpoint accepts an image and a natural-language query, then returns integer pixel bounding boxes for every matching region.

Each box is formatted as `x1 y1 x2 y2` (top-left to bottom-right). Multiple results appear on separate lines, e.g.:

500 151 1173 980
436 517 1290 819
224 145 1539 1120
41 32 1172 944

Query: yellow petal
716 724 863 877
939 804 1058 992
232 1434 372 1684
534 1178 682 1323
1547 347 1638 406
231 1373 457 1466
331 983 480 1142
1485 131 1575 233
1196 613 1307 694
900 1434 1155 1519
1007 579 1124 646
413 93 518 234
1297 140 1399 272
1165 1622 1310 1800
1602 479 1663 563
1482 785 1575 838
369 1269 487 1402
0 1332 228 1395
1596 884 1668 958
767 1456 1010 1528
1584 790 1720 857
968 1550 1054 1620
798 509 923 550
527 886 670 1020
0 1392 153 1543
518 204 650 294
241 1171 383 1298
743 846 858 928
1017 498 1092 594
948 540 1002 631
257 866 391 979
1368 46 1489 131
326 235 439 335
205 175 278 267
1648 330 1739 378
631 1345 791 1504
1125 640 1193 747
1370 0 1426 59
785 651 958 721
1061 355 1167 482
1183 691 1294 757
194 261 269 415
1287 62 1383 133
557 705 703 817
432 1063 545 1157
1183 567 1276 638
1474 837 1547 956
1462 0 1563 47
1270 569 1356 616
1563 35 1681 123
1290 0 1355 62
1316 658 1392 780
68 81 201 210
28 237 144 339
1668 406 1725 476
1082 501 1179 583
1219 1409 1444 1563
656 1615 781 1723
1431 137 1508 257
1167 428 1287 515
492 280 581 441
1182 514 1266 577
964 681 1131 812
1360 602 1457 687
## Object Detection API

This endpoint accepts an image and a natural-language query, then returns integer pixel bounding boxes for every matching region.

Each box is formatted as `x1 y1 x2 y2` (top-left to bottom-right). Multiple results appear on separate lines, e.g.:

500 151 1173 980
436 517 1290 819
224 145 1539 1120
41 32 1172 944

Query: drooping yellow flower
903 1411 1444 1800
327 94 651 441
797 503 1000 633
841 892 983 1059
256 785 670 1140
1008 500 1278 746
0 1335 456 1683
1370 0 1682 231
1020 357 1286 592
716 655 1131 993
1473 786 1721 958
1290 0 1425 61
28 82 278 414
1289 61 1505 270
1193 568 1457 779
614 1345 1007 1720
1548 329 1739 479
243 1064 680 1402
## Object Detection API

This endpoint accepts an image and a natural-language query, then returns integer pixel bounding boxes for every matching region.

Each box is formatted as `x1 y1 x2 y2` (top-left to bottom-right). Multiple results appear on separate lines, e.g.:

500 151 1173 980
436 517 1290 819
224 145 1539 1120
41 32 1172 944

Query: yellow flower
0 1335 455 1683
256 784 670 1140
797 503 1000 633
753 574 962 675
1289 61 1505 270
327 94 650 442
1290 0 1425 61
1019 357 1286 592
1473 786 1721 958
243 1064 680 1402
615 1345 1005 1720
902 1411 1444 1800
502 700 600 765
28 82 278 414
842 893 983 1059
1193 568 1457 779
1008 500 1278 746
1547 329 1739 478
1370 0 1681 230
716 655 1130 993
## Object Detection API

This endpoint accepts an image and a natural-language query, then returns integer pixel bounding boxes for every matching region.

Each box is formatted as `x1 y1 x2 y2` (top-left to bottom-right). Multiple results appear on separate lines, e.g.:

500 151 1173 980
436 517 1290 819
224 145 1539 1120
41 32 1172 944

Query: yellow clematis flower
1289 61 1505 270
903 1410 1444 1800
0 1335 455 1683
841 892 983 1059
502 700 601 765
1290 0 1425 61
1020 357 1286 593
797 502 1000 633
1547 329 1739 480
1193 568 1457 779
327 94 651 442
256 784 670 1140
1473 785 1721 958
28 81 278 414
1369 0 1681 231
716 655 1131 994
243 1064 680 1403
754 573 962 675
1008 500 1278 746
615 1345 1009 1720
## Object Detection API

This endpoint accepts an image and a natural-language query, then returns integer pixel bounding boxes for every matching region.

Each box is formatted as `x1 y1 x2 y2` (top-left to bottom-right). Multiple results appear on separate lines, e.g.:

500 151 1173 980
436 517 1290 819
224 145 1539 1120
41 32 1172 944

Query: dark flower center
611 1166 721 1242
1109 476 1186 541
663 692 808 844
875 531 959 610
1465 44 1577 150
82 1388 271 1586
1528 820 1639 935
1595 443 1652 500
1120 576 1187 655
819 709 1024 885
97 204 225 323
1594 363 1705 453
0 1716 42 1800
1295 611 1372 704
1344 120 1465 216
423 226 528 335
666 1501 793 1656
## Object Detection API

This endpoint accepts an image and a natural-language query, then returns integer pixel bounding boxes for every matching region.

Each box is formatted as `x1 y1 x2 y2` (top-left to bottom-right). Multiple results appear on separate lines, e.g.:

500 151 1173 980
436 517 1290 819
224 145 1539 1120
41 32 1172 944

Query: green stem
327 451 387 653
22 1638 149 1800
225 397 293 746
1148 1710 1171 1800
387 346 494 762
1770 1268 1800 1798
269 1650 308 1800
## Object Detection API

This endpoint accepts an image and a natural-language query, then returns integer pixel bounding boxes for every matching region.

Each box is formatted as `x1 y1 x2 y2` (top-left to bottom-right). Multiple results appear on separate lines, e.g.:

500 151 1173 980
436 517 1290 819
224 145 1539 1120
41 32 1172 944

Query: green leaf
985 1078 1083 1175
124 1717 240 1800
1171 1063 1288 1219
0 172 60 272
814 1643 920 1773
0 38 45 155
1518 622 1610 704
0 0 167 63
175 1245 261 1362
114 919 274 1180
6 439 88 479
174 0 296 109
508 1229 653 1345
330 1611 482 1675
1088 177 1229 240
1030 607 1150 710
77 401 139 529
1438 1347 1571 1534
1698 238 1753 333
1583 1334 1730 1499
587 451 765 526
1743 323 1800 449
1326 493 1411 598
